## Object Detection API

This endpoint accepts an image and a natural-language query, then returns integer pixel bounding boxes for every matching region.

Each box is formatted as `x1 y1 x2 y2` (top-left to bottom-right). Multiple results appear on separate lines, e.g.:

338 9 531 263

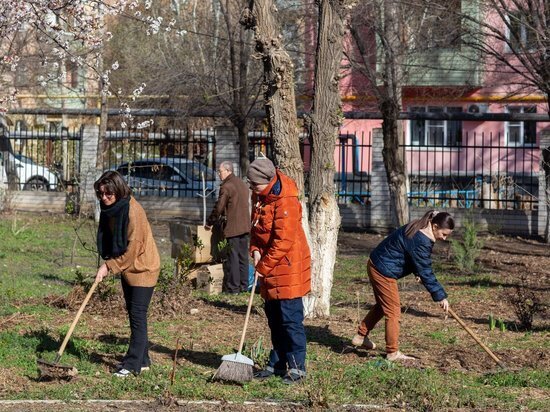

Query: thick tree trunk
241 0 304 193
303 0 345 318
380 2 409 226
381 102 409 226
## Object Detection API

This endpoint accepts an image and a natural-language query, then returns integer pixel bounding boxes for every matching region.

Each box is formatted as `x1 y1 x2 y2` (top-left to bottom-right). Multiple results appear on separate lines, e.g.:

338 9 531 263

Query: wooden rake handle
54 280 99 363
236 272 259 354
448 307 506 369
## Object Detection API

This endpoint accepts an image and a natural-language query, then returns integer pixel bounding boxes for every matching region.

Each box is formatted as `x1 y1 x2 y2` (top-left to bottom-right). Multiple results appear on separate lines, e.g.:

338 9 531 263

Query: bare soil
44 226 549 374
2 223 549 410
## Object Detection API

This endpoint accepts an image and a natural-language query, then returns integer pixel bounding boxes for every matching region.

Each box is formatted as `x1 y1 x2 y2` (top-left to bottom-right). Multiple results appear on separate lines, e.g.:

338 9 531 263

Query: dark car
115 158 218 197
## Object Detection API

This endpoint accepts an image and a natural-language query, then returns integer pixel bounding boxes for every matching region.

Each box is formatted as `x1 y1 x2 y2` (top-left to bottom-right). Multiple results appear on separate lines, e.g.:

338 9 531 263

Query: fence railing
249 130 539 209
102 128 218 198
1 127 82 191
404 132 539 210
1 126 540 210
249 130 373 205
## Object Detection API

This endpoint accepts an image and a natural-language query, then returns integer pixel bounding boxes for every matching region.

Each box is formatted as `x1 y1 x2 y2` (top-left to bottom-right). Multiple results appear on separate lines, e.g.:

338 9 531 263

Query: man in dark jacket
206 161 251 293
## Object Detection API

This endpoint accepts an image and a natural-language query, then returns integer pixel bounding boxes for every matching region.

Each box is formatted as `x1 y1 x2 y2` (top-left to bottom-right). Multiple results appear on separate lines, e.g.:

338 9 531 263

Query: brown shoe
351 334 376 350
386 351 415 361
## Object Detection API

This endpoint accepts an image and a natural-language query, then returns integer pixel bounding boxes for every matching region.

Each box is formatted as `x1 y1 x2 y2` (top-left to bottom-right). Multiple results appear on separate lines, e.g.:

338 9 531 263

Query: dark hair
405 210 455 238
94 170 131 200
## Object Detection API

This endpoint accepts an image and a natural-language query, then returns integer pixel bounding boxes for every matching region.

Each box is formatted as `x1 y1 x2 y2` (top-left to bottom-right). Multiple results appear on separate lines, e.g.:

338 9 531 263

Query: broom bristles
213 359 253 383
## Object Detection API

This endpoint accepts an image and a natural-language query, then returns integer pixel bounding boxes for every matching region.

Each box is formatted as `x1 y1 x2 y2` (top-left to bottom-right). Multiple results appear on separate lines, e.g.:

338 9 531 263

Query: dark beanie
247 156 276 185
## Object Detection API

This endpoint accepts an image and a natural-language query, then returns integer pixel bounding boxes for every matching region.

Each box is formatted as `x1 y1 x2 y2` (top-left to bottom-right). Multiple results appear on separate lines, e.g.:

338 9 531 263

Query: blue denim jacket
369 225 447 302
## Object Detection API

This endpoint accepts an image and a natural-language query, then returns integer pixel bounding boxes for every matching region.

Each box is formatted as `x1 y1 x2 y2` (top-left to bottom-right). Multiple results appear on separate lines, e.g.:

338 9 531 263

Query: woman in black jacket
352 210 454 361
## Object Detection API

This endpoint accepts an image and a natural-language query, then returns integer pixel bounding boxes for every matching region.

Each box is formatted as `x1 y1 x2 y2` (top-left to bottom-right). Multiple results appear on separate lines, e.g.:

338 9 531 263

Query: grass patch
479 369 550 389
0 214 547 410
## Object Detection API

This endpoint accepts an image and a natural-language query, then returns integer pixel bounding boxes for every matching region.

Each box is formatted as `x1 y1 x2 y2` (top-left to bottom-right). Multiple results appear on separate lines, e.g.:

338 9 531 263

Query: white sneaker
113 368 133 378
116 364 150 372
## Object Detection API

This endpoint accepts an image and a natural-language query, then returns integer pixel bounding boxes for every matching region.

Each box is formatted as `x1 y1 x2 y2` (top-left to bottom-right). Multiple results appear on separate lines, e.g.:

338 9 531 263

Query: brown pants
358 260 401 353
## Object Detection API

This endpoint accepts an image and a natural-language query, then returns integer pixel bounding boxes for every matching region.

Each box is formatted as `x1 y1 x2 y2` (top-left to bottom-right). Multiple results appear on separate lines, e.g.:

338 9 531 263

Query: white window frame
505 106 536 146
409 106 463 147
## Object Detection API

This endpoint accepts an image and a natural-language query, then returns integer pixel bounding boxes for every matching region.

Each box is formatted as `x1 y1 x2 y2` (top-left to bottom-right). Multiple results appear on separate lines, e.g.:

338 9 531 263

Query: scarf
97 197 130 259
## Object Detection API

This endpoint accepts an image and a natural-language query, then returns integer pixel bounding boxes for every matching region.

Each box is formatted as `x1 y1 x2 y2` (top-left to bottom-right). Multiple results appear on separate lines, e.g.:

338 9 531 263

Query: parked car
115 158 218 198
0 152 59 191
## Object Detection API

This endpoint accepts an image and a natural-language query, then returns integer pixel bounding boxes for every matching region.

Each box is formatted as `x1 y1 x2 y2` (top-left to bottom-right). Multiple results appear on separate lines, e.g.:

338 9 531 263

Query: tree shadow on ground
96 333 129 345
305 324 348 354
178 348 221 369
28 329 98 362
39 273 74 286
25 329 60 354
197 296 264 316
450 278 548 292
305 324 387 361
72 334 221 370
148 340 220 369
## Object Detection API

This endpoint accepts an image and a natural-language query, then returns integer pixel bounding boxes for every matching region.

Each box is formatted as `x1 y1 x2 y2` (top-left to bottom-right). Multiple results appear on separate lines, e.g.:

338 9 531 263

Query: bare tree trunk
236 119 250 176
303 0 345 318
0 116 19 190
380 2 409 226
241 0 304 193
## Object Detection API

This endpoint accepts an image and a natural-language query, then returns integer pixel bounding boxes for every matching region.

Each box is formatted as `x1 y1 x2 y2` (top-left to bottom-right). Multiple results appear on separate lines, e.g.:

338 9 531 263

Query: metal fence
249 130 373 205
102 128 217 198
1 125 540 210
249 130 539 209
1 127 82 191
405 132 539 210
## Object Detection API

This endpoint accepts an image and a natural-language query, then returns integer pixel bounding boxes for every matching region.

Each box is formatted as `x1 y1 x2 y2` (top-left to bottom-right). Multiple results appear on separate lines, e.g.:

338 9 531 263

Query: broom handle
54 280 99 363
448 307 505 368
236 271 259 354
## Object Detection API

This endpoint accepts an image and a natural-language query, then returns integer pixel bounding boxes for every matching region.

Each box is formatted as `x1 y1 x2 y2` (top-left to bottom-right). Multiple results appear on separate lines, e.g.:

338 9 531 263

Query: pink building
302 1 550 210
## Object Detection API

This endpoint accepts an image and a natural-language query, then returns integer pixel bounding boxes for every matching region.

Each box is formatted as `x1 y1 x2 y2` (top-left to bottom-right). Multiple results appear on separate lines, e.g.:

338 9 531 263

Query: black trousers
223 233 249 293
121 277 154 373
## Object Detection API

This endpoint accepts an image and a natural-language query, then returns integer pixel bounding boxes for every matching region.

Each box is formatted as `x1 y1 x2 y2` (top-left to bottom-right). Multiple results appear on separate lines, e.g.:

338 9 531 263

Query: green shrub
451 217 483 273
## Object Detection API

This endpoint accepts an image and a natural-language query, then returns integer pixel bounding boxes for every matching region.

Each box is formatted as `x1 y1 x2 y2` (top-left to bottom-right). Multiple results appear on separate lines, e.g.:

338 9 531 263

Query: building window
507 12 536 50
506 106 536 146
410 106 462 146
66 61 79 89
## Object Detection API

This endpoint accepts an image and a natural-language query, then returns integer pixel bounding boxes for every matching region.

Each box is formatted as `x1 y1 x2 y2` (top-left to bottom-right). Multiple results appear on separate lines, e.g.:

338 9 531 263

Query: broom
213 271 259 383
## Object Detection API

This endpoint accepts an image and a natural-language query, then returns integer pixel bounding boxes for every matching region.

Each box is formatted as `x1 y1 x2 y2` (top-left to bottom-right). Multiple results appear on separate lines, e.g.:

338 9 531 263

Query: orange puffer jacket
250 170 311 300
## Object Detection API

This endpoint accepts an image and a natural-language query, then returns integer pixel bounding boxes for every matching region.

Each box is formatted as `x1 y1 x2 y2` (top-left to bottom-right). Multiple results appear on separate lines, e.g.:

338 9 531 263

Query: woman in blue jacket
352 210 454 361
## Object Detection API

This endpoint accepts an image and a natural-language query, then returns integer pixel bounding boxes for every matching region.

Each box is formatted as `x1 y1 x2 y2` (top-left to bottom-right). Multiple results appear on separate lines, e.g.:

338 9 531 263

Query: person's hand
438 298 449 313
255 270 264 279
253 250 261 267
95 263 109 283
204 225 212 231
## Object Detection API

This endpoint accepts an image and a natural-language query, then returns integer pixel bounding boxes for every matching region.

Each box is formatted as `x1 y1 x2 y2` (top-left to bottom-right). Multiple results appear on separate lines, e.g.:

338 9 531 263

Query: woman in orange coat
247 156 311 384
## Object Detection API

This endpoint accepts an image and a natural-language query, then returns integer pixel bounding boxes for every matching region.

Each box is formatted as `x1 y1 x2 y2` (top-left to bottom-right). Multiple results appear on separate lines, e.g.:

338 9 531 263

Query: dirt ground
77 223 549 375
2 222 549 410
335 230 549 371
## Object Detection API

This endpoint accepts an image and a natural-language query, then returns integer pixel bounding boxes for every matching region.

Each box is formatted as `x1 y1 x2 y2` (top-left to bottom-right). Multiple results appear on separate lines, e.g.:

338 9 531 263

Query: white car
0 152 59 191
